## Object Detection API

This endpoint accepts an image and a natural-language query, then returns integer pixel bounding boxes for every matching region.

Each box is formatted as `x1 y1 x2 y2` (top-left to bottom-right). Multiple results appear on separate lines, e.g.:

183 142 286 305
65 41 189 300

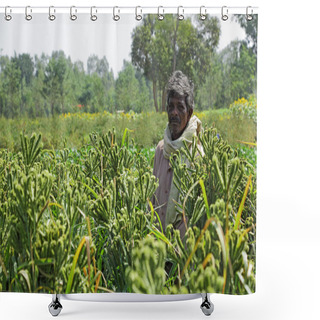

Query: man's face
167 94 193 140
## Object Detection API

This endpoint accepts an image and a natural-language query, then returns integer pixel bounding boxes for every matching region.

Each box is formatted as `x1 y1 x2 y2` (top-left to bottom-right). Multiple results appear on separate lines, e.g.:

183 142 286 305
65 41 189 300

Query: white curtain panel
0 8 257 298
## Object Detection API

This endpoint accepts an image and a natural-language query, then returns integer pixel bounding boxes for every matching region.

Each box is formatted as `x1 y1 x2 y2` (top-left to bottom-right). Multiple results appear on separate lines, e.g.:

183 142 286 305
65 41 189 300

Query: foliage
159 128 256 294
131 14 220 112
209 41 257 110
115 61 153 112
0 13 258 294
0 52 117 117
0 106 256 151
126 236 166 294
0 15 257 116
233 14 258 55
0 127 256 295
229 96 257 123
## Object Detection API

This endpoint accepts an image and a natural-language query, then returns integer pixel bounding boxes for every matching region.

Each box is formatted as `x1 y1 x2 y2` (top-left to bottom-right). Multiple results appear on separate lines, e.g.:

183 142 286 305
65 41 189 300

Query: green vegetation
0 127 256 294
0 13 257 295
0 105 256 151
0 15 257 117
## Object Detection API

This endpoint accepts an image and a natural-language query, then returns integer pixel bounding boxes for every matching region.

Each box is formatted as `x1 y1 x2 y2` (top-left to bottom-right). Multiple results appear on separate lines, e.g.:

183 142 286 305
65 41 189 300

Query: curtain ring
70 6 77 21
113 6 120 21
158 6 164 21
5 6 12 21
49 6 56 21
135 6 142 21
177 6 184 21
246 6 253 21
25 6 32 21
200 6 207 20
90 6 97 21
221 6 228 21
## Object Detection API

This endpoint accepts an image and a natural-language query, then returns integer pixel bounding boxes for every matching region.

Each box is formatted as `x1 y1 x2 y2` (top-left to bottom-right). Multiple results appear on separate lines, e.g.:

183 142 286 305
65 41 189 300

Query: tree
115 61 153 113
85 55 115 112
87 55 110 77
195 53 223 110
12 53 34 86
137 75 153 112
31 54 49 116
131 16 159 112
218 40 257 107
78 76 94 110
11 54 35 117
233 14 258 55
115 61 141 112
78 74 106 113
42 51 69 116
0 59 21 117
131 15 220 112
31 66 46 117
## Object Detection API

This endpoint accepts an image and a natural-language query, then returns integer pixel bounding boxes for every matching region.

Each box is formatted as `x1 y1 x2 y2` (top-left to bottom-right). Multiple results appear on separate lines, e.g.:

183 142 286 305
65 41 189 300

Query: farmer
152 70 204 239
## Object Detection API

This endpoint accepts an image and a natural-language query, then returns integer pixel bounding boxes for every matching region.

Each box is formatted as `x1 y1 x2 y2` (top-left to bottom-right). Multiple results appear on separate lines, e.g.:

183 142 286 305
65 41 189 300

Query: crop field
0 100 256 295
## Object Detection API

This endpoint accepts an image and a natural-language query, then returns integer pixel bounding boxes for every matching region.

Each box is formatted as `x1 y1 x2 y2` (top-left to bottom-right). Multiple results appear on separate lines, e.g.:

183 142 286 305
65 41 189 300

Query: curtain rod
0 6 258 14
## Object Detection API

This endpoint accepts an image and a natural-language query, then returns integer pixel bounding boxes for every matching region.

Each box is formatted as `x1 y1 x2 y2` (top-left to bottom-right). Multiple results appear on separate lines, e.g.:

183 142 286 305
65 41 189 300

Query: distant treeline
0 15 257 118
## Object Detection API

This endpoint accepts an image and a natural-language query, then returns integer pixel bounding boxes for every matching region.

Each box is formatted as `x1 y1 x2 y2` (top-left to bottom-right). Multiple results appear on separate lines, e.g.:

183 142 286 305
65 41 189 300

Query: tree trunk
172 19 179 73
152 78 159 112
161 88 167 112
61 95 64 114
20 82 23 116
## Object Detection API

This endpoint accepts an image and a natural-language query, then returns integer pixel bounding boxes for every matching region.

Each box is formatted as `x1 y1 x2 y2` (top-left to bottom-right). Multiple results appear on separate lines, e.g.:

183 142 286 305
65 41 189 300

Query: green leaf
199 179 210 220
234 174 252 230
66 236 88 294
82 182 99 199
18 269 31 293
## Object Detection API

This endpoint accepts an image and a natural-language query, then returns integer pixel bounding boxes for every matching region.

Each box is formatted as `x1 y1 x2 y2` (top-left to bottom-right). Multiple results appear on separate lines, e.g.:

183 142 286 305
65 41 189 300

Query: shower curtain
0 7 257 296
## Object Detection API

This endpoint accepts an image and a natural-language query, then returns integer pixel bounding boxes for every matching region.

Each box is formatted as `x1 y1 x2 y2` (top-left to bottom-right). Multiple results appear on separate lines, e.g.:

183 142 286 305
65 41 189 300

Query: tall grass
0 110 256 151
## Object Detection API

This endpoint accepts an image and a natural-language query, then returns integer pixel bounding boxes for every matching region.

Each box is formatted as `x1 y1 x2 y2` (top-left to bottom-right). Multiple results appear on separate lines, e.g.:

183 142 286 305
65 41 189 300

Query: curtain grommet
177 6 184 21
246 6 253 21
5 6 12 21
70 6 77 21
158 6 164 21
221 6 228 21
90 6 97 21
25 6 32 21
200 6 207 20
135 6 142 21
49 6 56 21
113 6 120 21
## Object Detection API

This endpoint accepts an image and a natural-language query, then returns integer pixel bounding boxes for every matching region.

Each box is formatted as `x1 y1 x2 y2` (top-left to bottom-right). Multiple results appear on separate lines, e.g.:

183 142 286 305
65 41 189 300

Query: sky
0 13 245 76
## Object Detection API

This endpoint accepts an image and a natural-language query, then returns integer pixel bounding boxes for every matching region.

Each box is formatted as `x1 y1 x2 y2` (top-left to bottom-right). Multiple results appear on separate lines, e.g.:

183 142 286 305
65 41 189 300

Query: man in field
152 70 204 238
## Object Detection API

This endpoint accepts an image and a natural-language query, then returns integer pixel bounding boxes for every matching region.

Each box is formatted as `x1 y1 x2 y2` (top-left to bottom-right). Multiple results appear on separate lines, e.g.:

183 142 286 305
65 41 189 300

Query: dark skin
167 94 193 140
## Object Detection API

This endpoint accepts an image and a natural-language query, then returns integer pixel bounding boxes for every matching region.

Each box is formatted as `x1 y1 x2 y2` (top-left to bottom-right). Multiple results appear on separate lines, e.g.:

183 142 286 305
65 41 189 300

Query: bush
229 96 257 123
